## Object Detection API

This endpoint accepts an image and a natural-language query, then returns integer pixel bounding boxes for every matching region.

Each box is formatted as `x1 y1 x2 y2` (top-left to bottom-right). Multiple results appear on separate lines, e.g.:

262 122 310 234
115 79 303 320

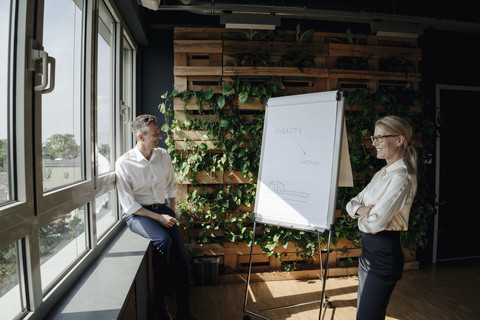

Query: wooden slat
174 40 223 53
223 66 328 77
329 43 422 60
329 69 421 81
224 40 327 55
174 66 223 76
173 97 265 111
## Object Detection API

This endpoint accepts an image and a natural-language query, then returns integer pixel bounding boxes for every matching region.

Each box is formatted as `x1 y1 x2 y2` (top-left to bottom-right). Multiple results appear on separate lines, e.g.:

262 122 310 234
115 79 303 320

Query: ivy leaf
265 243 276 252
273 233 281 242
239 91 249 104
204 89 215 101
217 95 225 109
158 102 166 113
222 84 232 95
161 123 170 133
219 119 230 129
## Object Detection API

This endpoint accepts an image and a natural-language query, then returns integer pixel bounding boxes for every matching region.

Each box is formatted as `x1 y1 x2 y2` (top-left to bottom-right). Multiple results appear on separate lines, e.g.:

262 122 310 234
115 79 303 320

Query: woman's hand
356 205 374 217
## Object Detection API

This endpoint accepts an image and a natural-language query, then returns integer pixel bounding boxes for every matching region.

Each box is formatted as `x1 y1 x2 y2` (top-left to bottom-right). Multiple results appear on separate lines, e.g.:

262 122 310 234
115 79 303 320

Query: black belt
143 203 166 210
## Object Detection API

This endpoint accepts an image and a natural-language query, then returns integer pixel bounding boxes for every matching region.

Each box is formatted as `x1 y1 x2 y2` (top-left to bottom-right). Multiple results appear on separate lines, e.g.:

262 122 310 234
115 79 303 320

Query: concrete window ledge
46 226 153 320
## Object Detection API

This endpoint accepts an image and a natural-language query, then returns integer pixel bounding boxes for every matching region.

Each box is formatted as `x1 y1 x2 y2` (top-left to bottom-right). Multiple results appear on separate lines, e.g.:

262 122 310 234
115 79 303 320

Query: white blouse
115 146 177 216
346 158 417 234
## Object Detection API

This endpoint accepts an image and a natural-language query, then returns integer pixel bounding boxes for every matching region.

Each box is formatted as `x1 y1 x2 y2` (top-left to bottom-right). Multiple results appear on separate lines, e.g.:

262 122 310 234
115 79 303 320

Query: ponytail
404 144 417 175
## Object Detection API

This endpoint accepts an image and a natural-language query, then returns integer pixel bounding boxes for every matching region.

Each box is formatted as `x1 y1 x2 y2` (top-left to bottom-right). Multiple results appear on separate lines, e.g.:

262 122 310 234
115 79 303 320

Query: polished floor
167 259 480 319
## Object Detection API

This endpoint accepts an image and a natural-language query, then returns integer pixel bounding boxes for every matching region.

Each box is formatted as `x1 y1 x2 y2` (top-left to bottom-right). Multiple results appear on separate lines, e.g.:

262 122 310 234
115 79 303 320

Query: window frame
0 0 137 317
0 0 36 248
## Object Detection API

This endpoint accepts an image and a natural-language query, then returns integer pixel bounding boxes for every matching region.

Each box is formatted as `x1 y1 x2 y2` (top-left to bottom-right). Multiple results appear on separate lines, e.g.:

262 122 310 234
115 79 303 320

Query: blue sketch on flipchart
266 180 310 203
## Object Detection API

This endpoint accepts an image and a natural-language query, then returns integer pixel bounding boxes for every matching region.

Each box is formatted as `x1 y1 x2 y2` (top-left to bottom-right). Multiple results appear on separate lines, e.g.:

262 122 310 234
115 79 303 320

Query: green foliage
227 53 275 67
379 57 416 74
225 29 274 41
38 212 85 264
225 24 316 72
0 243 17 296
293 23 315 43
329 28 364 45
160 83 435 266
44 133 79 159
0 139 8 172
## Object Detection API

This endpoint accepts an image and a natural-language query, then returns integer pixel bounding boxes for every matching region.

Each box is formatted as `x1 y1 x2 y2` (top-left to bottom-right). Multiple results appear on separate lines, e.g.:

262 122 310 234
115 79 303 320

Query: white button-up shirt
115 146 177 216
346 158 417 234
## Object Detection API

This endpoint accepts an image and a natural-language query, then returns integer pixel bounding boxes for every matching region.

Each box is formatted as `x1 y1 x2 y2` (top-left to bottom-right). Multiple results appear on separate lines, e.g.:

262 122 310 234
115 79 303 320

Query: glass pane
0 242 24 319
95 190 116 239
0 0 12 204
122 37 134 150
97 1 115 169
39 206 87 292
41 0 84 191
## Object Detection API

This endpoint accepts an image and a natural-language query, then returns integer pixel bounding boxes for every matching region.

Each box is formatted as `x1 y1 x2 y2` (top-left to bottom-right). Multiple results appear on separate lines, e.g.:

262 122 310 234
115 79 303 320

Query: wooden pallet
173 27 422 93
172 26 422 276
185 237 417 277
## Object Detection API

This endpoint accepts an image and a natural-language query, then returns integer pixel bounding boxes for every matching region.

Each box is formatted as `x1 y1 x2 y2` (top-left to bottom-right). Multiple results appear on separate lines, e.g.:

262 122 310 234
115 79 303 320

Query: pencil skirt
356 231 404 320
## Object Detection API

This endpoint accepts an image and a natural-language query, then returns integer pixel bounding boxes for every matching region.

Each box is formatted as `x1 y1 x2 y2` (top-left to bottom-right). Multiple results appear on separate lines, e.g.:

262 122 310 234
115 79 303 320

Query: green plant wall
159 76 436 267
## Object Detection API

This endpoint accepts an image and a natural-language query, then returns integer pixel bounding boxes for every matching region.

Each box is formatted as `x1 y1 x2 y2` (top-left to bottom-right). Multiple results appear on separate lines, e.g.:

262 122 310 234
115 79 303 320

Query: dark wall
139 29 174 149
421 29 480 108
417 29 480 266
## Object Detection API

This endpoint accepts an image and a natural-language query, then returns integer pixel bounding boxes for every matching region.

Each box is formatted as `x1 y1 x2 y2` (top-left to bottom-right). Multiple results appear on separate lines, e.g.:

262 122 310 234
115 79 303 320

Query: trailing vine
159 80 435 270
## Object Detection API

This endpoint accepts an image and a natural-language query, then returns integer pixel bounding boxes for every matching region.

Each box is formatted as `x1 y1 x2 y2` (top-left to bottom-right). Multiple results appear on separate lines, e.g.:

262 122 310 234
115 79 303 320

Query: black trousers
357 231 404 320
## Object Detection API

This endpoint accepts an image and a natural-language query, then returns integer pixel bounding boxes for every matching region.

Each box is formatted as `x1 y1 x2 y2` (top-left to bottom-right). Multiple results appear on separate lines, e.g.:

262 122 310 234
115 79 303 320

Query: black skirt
356 231 404 320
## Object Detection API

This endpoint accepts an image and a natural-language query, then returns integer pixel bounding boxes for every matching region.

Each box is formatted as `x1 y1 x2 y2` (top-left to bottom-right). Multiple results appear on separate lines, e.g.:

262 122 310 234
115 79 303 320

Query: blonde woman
346 115 417 320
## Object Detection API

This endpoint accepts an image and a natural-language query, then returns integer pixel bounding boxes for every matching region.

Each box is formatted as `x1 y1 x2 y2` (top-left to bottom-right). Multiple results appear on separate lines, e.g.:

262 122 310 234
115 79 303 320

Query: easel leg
319 226 334 320
243 221 257 319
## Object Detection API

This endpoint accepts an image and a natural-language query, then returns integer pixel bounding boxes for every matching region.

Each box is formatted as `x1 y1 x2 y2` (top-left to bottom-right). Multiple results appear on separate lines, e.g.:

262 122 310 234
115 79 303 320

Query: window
0 0 136 317
41 0 84 191
39 206 87 293
94 1 119 241
95 190 116 238
0 242 25 319
121 35 135 151
0 0 12 205
97 1 115 169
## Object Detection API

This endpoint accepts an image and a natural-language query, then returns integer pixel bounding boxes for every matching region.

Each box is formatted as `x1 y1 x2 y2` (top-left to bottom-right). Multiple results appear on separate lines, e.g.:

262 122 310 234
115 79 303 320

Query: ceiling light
371 21 423 39
220 13 281 30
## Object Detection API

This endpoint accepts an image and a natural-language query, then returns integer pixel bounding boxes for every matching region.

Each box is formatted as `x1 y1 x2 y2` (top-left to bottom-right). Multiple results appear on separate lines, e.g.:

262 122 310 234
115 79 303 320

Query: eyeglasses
370 135 399 143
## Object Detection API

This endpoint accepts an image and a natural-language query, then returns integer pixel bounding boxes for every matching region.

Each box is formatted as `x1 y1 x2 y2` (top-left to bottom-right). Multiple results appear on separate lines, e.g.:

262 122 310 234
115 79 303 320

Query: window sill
46 224 151 319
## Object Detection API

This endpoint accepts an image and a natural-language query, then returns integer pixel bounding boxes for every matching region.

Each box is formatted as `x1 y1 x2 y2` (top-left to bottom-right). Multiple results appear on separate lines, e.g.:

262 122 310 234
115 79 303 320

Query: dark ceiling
120 0 480 45
153 0 480 23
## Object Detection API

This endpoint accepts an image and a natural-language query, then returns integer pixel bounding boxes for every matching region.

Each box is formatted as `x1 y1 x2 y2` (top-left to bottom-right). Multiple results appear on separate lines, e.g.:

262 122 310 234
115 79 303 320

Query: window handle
42 56 55 94
28 39 56 94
